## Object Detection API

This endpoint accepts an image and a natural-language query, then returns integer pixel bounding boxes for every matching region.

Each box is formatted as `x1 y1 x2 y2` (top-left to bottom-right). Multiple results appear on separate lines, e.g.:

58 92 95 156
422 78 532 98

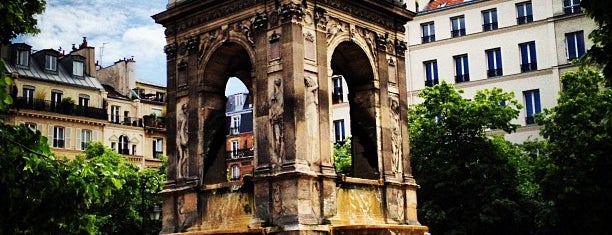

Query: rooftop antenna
99 42 108 68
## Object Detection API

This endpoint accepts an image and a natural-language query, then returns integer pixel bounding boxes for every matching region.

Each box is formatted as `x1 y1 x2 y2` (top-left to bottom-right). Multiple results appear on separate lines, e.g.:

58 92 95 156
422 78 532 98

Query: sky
15 0 248 95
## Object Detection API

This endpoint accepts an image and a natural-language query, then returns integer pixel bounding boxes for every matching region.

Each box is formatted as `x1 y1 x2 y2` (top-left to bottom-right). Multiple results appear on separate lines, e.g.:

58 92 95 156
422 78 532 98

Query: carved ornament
252 12 268 31
164 43 178 57
395 39 407 55
314 6 328 30
280 3 304 22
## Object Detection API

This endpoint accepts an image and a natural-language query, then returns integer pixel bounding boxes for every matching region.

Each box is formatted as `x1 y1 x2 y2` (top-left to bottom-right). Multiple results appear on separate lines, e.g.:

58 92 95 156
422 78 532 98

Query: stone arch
329 40 380 179
197 40 255 185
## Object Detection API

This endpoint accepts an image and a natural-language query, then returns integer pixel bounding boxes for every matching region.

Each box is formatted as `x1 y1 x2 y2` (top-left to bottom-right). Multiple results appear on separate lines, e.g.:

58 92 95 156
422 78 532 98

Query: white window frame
45 54 57 71
73 60 84 77
111 105 120 123
17 50 29 66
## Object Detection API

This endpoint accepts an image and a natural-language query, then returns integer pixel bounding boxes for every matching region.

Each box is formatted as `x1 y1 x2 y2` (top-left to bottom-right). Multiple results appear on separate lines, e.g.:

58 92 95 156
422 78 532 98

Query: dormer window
17 49 29 66
73 60 84 77
45 54 57 71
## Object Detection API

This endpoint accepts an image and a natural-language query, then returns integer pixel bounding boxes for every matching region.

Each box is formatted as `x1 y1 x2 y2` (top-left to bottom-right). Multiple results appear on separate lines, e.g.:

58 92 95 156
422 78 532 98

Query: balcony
454 74 470 83
421 35 435 43
520 63 538 72
564 6 582 14
13 97 107 120
109 116 143 127
425 79 438 87
517 15 533 25
143 115 166 130
482 22 498 31
226 148 254 159
525 116 536 125
451 29 466 38
487 68 503 78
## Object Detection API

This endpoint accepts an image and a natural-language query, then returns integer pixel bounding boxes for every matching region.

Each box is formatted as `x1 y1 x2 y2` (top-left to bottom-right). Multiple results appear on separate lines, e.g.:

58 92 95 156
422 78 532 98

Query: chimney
69 36 96 77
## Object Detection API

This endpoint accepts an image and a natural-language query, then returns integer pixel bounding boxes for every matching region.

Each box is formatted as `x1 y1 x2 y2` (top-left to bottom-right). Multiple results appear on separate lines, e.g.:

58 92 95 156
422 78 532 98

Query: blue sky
17 0 248 95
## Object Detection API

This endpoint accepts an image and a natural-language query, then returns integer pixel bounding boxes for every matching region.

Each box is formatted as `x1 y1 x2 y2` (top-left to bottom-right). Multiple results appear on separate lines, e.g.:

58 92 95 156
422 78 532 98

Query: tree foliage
0 0 46 111
0 123 164 234
333 137 352 174
409 82 535 234
582 0 612 85
0 0 46 44
535 68 612 234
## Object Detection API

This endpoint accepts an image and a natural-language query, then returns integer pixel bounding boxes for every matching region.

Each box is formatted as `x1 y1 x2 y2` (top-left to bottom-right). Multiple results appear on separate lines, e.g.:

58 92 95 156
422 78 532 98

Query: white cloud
18 0 167 85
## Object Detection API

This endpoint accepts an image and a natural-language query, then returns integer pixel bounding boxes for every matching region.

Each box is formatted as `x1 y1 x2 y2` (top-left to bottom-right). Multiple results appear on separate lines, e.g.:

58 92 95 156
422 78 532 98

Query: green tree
0 0 46 111
0 124 164 234
409 82 534 234
333 137 352 174
581 0 612 85
535 68 612 234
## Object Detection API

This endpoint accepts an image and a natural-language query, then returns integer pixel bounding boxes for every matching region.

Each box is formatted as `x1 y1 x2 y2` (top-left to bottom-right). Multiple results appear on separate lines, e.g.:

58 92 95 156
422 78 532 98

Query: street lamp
149 204 162 221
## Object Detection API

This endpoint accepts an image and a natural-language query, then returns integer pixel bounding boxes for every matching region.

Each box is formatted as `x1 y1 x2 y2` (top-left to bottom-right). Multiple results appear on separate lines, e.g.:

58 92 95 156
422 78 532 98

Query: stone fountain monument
153 0 428 234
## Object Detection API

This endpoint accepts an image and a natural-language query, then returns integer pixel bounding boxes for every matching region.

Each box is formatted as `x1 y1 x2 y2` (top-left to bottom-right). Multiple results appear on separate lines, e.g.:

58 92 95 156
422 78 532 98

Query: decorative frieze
164 43 177 58
252 12 268 31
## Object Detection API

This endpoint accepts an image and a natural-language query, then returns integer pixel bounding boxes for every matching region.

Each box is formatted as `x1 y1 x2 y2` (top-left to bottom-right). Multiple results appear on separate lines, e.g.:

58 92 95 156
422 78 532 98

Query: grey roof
3 58 104 91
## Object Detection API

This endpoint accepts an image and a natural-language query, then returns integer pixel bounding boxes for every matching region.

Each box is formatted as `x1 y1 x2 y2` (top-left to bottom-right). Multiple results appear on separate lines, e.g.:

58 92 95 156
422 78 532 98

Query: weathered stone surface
153 0 426 234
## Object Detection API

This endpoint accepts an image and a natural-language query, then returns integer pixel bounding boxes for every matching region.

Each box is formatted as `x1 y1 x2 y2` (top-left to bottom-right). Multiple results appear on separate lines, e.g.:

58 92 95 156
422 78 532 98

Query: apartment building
97 58 167 168
331 75 351 144
1 39 166 168
405 0 595 143
225 92 254 181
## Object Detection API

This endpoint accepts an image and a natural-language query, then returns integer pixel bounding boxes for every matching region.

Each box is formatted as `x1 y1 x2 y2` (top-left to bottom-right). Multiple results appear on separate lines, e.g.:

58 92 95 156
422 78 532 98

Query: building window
151 108 162 117
17 49 29 66
482 9 498 31
454 54 470 83
230 116 241 134
45 54 57 71
451 16 466 37
111 105 120 123
123 111 130 125
231 140 240 159
524 89 541 125
332 76 344 104
563 0 581 14
235 94 243 107
51 90 62 111
80 129 92 150
333 119 346 143
153 138 163 159
421 22 436 43
424 60 439 87
231 165 240 181
155 92 166 102
23 85 35 105
111 142 116 151
517 1 533 24
566 31 586 61
53 126 65 148
73 61 84 77
78 94 90 107
520 41 538 72
118 135 129 155
486 48 503 77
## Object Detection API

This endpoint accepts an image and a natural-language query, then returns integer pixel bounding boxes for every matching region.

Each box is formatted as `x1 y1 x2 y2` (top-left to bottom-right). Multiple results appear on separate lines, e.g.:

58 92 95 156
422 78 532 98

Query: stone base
168 225 428 235
332 225 429 235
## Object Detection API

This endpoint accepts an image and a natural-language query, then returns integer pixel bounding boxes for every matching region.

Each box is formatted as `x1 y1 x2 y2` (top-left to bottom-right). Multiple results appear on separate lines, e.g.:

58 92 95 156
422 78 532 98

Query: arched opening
330 41 379 179
199 42 254 185
118 135 129 155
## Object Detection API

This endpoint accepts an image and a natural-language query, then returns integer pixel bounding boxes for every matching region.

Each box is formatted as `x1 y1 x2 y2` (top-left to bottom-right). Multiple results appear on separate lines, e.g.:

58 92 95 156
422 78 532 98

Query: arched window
118 135 129 155
231 165 240 181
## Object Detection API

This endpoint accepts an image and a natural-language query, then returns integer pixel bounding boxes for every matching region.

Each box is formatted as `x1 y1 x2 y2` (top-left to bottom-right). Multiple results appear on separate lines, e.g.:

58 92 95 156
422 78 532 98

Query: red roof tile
426 0 465 10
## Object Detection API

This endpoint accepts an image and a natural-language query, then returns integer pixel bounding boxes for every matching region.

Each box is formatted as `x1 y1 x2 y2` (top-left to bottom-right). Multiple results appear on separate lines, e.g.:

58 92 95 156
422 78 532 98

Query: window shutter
76 128 82 150
93 130 98 142
48 125 53 146
65 127 71 149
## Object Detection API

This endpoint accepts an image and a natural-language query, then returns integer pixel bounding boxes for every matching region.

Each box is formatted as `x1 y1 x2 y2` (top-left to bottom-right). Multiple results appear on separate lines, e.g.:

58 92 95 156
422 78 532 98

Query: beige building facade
405 0 595 143
1 39 166 168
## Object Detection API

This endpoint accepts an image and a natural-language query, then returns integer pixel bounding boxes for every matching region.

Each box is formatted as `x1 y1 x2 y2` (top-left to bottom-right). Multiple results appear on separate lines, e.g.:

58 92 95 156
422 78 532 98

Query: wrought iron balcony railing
13 97 107 120
487 68 503 78
226 148 254 159
520 62 538 72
